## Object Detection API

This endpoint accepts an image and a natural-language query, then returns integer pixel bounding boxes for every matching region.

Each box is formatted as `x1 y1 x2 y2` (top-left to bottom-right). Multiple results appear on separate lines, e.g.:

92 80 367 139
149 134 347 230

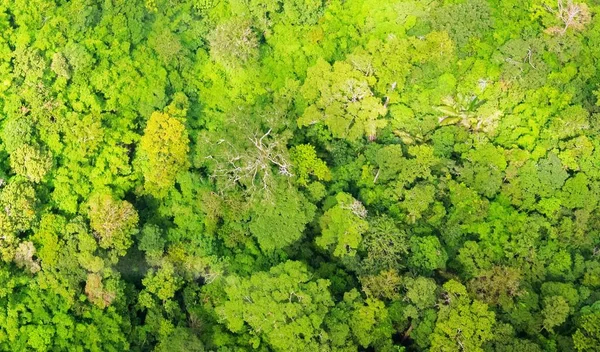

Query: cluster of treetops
1 0 600 351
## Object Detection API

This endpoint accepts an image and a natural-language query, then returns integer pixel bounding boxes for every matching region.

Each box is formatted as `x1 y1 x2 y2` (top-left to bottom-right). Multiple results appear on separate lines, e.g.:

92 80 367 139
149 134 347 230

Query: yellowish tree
139 112 189 198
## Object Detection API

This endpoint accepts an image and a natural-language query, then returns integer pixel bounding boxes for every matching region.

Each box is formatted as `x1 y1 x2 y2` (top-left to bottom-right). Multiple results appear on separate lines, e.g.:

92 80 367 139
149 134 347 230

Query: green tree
408 236 448 275
216 261 334 351
542 296 571 333
573 303 600 351
249 184 315 251
360 216 408 273
430 280 496 352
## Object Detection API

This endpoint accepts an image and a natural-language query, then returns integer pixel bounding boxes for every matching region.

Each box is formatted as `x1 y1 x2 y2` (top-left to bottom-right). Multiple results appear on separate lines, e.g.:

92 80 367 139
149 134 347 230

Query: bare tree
545 0 591 35
208 129 293 196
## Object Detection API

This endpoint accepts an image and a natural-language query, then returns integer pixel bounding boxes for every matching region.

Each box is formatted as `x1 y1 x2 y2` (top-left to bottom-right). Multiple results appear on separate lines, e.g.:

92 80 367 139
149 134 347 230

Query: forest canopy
0 0 600 351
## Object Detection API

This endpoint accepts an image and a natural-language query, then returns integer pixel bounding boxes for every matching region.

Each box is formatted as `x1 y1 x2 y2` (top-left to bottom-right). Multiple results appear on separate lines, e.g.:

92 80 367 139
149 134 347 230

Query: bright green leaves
377 144 438 186
142 262 183 303
401 184 436 223
408 236 448 275
326 289 394 350
1 113 52 183
87 193 138 257
217 261 334 351
0 264 129 351
237 0 324 30
0 180 37 234
561 173 593 210
317 193 368 257
217 261 395 351
430 280 496 352
138 111 190 199
436 94 486 129
404 276 438 311
2 116 35 153
547 105 590 140
298 58 387 141
290 144 331 186
504 152 573 210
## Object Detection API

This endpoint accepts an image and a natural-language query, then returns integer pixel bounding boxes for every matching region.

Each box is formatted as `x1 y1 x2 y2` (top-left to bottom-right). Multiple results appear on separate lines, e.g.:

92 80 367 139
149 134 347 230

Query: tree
459 141 507 198
14 241 40 274
0 180 37 261
142 261 183 303
400 183 436 222
290 144 331 186
316 193 369 257
298 58 387 141
431 0 493 51
216 261 334 351
573 303 600 351
360 269 402 300
9 144 52 182
203 128 294 196
88 193 138 256
248 184 315 251
360 216 408 273
50 52 71 79
468 266 522 307
404 276 438 311
543 0 591 35
207 18 259 68
542 296 570 332
1 116 35 153
327 289 394 350
85 273 117 308
138 111 190 198
430 280 496 352
408 236 448 275
138 224 166 264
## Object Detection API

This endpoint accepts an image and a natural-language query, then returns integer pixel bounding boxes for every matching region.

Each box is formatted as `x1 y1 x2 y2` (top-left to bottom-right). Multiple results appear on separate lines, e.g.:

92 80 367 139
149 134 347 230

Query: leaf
438 116 462 126
435 106 460 117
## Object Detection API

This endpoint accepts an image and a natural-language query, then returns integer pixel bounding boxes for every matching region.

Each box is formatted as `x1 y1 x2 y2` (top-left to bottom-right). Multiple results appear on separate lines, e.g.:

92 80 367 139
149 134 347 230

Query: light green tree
9 144 52 183
316 193 369 257
88 193 138 256
298 58 387 141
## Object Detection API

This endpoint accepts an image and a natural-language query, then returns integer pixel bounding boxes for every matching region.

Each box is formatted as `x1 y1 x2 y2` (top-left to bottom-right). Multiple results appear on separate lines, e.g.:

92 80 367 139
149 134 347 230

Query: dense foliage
1 0 600 351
